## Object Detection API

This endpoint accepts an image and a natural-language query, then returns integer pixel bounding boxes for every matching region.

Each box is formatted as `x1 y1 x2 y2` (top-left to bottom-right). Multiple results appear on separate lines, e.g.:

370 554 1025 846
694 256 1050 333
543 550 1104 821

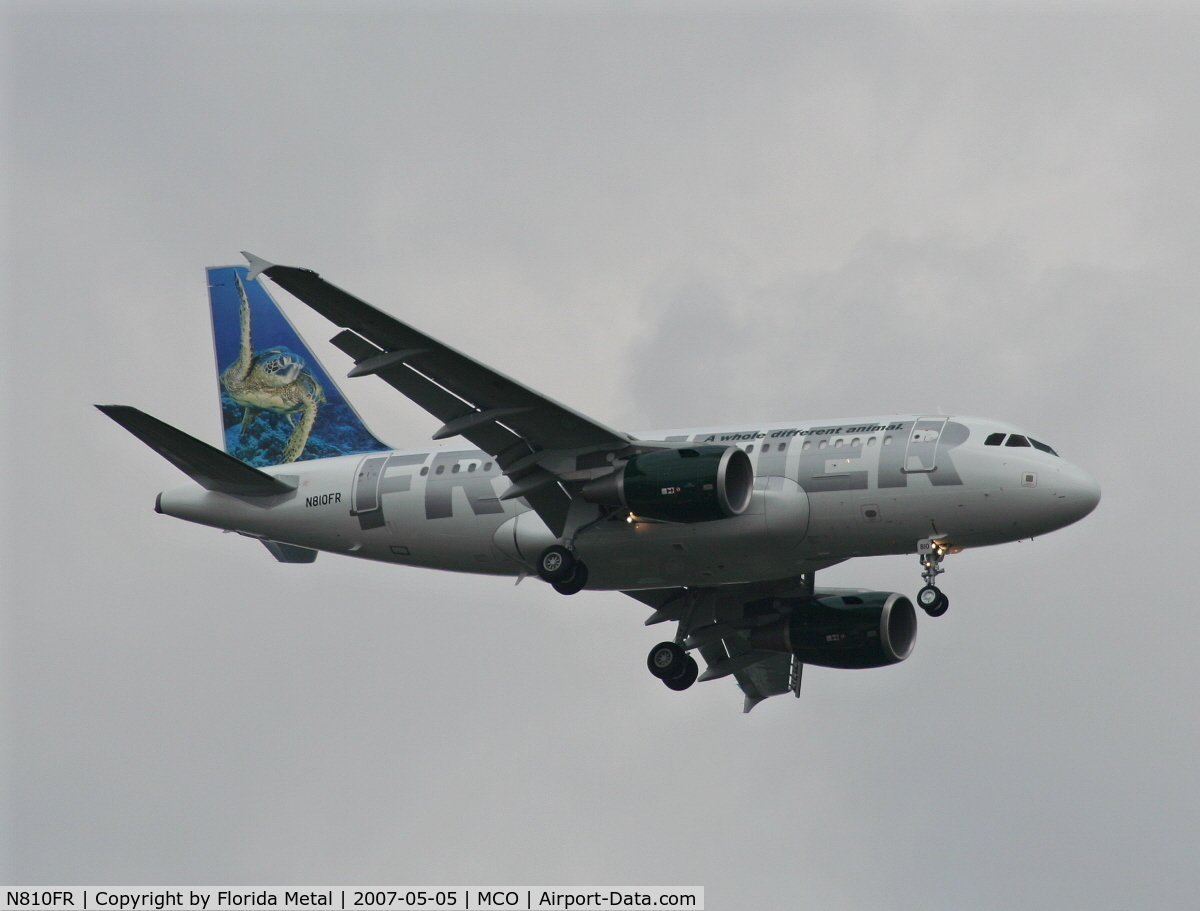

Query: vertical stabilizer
208 265 391 467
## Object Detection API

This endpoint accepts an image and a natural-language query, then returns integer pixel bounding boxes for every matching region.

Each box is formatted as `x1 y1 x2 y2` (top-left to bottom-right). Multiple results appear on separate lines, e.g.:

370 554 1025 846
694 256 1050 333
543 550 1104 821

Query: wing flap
333 317 553 471
261 540 319 563
734 654 797 713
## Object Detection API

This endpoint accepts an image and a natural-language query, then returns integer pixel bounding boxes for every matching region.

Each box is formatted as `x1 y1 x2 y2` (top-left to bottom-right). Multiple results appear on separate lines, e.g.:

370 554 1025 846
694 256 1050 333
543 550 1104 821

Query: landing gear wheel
663 656 699 691
918 585 949 617
551 560 589 595
536 545 576 583
925 593 949 617
647 641 687 679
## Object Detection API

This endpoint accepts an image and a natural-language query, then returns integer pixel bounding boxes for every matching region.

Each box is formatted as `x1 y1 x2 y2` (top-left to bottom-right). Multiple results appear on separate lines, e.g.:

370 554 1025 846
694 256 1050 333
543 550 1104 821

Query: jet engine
749 591 917 669
581 445 754 523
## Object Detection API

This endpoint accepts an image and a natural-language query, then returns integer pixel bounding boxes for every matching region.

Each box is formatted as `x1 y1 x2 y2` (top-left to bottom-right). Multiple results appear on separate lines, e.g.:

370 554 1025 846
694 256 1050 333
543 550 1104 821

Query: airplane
98 253 1101 711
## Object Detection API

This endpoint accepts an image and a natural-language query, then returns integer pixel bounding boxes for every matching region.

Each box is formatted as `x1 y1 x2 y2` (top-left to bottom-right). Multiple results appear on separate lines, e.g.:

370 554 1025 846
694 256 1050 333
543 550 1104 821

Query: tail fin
207 265 391 467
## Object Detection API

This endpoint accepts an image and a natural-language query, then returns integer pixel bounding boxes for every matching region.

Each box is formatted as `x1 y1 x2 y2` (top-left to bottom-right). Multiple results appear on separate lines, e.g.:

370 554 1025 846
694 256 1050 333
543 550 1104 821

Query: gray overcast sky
5 2 1200 908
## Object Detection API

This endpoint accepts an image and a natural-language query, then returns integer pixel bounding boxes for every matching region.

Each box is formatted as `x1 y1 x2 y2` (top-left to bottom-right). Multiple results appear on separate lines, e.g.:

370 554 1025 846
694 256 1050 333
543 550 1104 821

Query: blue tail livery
207 265 390 466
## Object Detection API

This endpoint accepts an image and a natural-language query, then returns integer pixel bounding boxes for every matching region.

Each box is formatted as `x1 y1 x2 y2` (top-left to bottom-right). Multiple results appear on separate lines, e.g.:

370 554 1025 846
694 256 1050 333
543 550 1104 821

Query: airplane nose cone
1058 463 1101 524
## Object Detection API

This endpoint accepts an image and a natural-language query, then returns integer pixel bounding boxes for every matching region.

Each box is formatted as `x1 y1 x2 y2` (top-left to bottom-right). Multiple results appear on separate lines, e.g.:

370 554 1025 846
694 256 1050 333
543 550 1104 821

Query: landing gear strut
917 538 950 617
647 641 699 691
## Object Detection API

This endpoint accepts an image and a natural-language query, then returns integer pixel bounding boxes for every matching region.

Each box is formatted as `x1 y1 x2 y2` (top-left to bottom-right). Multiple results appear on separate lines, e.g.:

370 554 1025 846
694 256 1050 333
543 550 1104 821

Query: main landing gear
917 538 950 617
537 545 590 595
646 641 699 691
537 546 700 688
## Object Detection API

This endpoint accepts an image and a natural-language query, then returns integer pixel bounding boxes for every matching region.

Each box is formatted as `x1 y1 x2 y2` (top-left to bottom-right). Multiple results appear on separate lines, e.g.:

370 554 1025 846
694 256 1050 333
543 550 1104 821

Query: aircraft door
352 454 389 514
902 417 949 474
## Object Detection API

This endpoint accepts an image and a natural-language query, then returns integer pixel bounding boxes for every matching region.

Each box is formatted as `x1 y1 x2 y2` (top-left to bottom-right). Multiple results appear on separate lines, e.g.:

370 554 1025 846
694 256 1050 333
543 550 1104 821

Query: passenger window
452 464 460 473
761 444 771 452
1029 439 1059 456
484 462 493 471
851 437 861 447
435 465 445 474
819 440 828 450
883 436 893 445
984 432 1006 446
420 467 429 476
467 463 476 472
802 441 811 451
746 445 754 453
834 439 843 448
867 437 877 447
1005 435 1031 447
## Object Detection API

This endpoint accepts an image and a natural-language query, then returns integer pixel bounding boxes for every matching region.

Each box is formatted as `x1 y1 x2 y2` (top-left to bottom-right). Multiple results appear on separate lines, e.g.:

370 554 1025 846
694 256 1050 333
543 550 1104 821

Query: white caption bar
0 890 704 911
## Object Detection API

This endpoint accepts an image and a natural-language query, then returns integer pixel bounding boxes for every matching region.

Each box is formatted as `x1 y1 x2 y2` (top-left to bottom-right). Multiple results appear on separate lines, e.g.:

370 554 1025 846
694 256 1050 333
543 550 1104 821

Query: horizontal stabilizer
96 405 297 497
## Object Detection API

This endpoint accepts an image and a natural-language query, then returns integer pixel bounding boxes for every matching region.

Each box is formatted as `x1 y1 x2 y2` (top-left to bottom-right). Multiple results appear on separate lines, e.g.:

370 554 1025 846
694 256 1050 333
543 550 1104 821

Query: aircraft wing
732 654 798 712
243 253 632 535
629 573 857 711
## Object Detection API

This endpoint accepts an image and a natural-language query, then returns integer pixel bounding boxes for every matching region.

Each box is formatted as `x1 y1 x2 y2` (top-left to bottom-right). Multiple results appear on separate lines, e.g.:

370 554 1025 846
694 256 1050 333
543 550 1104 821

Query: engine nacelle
581 445 754 523
748 591 917 669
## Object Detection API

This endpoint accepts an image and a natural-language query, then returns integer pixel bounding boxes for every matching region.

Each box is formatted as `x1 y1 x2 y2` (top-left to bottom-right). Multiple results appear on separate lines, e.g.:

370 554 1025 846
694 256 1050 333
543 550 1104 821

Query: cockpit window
1029 438 1058 456
984 432 1006 446
1005 435 1031 447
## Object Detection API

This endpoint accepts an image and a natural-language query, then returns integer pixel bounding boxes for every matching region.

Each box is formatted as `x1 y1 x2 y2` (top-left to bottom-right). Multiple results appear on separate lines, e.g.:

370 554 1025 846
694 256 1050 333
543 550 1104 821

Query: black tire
917 585 942 609
536 545 575 583
647 641 687 679
663 656 699 691
551 560 589 595
924 593 949 617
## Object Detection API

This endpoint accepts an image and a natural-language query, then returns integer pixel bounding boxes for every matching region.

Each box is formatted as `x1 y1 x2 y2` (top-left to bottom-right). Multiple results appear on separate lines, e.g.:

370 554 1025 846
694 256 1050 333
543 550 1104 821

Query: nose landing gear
917 584 948 616
917 538 950 617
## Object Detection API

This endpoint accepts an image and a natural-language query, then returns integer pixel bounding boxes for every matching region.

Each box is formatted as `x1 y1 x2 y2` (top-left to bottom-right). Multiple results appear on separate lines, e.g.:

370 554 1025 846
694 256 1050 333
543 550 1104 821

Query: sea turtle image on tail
221 273 326 463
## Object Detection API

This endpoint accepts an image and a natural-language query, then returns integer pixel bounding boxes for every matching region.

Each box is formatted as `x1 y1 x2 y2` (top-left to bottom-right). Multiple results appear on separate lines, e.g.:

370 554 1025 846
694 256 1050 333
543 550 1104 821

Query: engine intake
748 591 917 669
581 445 754 523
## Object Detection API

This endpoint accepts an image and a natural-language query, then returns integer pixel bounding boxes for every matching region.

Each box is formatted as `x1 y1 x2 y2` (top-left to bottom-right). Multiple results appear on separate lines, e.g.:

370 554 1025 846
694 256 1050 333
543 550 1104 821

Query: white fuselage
156 415 1101 591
